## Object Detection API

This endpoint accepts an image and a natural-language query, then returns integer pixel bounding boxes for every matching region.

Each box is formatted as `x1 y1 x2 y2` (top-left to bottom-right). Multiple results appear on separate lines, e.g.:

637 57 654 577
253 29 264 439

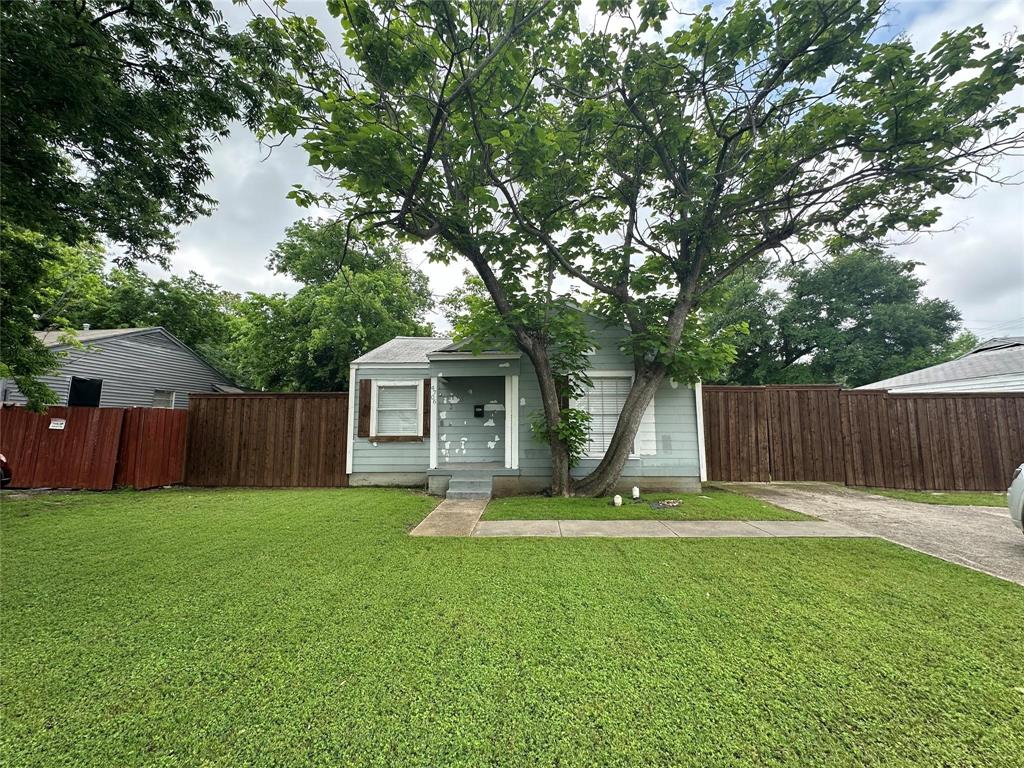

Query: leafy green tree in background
225 219 434 392
708 249 979 387
76 269 238 366
249 0 1023 495
0 0 269 408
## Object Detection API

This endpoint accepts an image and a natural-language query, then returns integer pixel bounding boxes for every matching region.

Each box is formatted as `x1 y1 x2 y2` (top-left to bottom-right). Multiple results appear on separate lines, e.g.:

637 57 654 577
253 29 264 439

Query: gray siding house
347 319 707 497
1 327 237 409
859 337 1024 393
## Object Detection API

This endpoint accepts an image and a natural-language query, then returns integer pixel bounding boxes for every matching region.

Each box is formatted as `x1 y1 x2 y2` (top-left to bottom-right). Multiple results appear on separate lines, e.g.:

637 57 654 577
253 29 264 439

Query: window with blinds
576 376 631 457
152 390 176 409
375 384 419 435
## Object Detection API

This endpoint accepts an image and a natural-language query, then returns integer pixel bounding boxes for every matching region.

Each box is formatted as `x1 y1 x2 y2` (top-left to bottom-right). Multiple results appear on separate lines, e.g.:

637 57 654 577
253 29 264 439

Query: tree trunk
527 342 574 496
573 365 665 497
455 243 575 496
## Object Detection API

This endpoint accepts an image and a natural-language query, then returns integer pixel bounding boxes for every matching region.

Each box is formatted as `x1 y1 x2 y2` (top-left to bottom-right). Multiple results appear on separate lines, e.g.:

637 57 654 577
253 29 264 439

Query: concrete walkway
410 499 487 536
720 482 1024 586
472 519 868 538
410 501 868 539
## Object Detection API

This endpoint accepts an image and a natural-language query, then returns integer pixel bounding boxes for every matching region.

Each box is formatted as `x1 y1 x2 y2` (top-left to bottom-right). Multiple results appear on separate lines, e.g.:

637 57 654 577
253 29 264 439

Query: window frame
66 376 103 407
571 371 636 460
152 390 177 409
369 379 424 439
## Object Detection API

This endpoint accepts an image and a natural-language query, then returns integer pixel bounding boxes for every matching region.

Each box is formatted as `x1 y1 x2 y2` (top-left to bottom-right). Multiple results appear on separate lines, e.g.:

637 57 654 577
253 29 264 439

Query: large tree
225 220 434 392
0 0 269 408
708 249 978 386
249 0 1024 495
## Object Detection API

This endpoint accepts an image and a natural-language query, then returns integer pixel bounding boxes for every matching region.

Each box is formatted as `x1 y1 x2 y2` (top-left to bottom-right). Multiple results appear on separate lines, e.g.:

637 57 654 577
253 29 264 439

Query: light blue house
346 320 708 498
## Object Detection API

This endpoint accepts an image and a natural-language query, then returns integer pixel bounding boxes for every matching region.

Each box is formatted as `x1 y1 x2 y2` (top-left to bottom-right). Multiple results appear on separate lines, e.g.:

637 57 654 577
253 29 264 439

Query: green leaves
704 248 974 387
226 219 434 392
1 0 282 406
530 407 592 468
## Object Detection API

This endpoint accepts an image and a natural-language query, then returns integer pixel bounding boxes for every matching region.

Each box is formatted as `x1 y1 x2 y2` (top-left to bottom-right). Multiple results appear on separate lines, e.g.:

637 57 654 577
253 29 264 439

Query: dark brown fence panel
701 386 770 482
767 386 845 482
114 408 188 490
0 405 124 490
185 393 349 487
840 392 1024 491
706 387 1023 491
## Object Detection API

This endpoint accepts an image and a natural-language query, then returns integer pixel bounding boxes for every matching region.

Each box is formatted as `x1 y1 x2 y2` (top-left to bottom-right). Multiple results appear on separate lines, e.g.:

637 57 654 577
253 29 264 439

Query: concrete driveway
721 482 1024 586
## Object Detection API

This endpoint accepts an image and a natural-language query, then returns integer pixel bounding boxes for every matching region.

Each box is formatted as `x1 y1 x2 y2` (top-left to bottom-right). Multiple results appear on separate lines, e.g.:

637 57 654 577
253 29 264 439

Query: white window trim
695 380 707 482
369 379 424 438
571 370 638 460
346 364 357 473
429 377 438 468
153 390 177 409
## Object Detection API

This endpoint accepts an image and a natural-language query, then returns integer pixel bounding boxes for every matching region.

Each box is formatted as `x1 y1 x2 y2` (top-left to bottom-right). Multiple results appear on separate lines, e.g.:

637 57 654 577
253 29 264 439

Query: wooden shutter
357 379 372 437
422 378 431 437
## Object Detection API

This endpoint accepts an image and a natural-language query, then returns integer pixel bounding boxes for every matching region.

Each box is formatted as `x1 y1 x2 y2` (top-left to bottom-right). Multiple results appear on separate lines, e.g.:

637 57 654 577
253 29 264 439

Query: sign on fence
0 405 187 490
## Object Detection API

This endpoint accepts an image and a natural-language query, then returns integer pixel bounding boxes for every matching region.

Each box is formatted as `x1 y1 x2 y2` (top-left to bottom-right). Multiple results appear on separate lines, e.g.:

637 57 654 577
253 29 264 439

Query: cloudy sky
161 0 1023 336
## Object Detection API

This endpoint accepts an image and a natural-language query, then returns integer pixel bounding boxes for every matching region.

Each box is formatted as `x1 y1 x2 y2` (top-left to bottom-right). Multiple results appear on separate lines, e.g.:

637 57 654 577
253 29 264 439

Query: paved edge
718 482 1024 586
467 519 870 539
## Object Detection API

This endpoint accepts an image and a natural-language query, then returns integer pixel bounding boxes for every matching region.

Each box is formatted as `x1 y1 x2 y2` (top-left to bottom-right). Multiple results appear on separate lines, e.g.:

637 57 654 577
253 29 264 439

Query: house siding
881 373 1024 394
516 356 700 482
0 330 232 409
349 365 430 479
350 318 702 491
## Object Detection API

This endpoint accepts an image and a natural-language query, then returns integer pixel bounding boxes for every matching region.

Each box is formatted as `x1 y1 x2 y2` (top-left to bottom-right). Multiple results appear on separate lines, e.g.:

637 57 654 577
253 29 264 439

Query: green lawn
3 489 1023 767
856 487 1009 507
482 487 809 521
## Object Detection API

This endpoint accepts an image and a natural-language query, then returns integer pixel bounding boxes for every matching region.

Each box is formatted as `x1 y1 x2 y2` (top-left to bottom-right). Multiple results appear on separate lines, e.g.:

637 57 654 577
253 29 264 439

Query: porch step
445 476 493 501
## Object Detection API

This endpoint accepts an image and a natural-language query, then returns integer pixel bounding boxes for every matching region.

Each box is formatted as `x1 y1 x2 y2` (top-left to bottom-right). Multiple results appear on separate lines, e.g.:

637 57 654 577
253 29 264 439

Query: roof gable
34 327 160 348
352 336 453 365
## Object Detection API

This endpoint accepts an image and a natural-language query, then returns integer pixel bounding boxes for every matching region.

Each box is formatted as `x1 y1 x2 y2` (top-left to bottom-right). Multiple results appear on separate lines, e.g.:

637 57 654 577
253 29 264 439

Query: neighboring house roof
352 336 453 365
859 337 1024 392
33 327 160 347
32 326 235 386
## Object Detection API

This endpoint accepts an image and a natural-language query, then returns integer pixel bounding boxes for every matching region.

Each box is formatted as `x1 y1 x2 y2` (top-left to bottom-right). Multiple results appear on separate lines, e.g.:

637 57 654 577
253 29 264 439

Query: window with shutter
574 376 631 457
374 384 420 436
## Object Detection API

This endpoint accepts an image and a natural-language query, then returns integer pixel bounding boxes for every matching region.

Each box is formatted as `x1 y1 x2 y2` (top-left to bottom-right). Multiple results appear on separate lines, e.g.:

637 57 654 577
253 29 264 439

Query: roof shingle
352 336 453 364
33 327 158 348
859 337 1024 390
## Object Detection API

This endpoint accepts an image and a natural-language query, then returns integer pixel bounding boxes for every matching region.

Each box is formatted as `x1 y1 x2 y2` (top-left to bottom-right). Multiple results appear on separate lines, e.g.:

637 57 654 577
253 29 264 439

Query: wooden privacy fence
185 393 348 487
0 405 187 490
702 386 1024 491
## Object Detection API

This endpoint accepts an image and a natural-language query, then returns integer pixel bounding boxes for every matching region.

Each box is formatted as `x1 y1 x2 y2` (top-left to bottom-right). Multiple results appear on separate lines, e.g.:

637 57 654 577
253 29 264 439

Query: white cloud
892 0 1024 337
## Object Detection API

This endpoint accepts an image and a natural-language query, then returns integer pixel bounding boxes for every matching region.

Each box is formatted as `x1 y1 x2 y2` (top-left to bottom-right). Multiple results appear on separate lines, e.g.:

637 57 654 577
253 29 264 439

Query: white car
1009 463 1024 534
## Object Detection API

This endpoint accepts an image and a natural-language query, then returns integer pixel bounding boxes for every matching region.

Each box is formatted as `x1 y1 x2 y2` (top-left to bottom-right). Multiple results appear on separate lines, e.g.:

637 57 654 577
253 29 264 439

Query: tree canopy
0 0 270 408
707 248 979 387
225 219 434 392
249 0 1023 494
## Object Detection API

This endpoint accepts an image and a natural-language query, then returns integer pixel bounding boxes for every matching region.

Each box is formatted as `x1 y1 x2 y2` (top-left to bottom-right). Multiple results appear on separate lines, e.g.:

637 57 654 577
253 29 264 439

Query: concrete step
446 476 493 501
445 490 492 500
441 470 499 480
447 478 492 493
